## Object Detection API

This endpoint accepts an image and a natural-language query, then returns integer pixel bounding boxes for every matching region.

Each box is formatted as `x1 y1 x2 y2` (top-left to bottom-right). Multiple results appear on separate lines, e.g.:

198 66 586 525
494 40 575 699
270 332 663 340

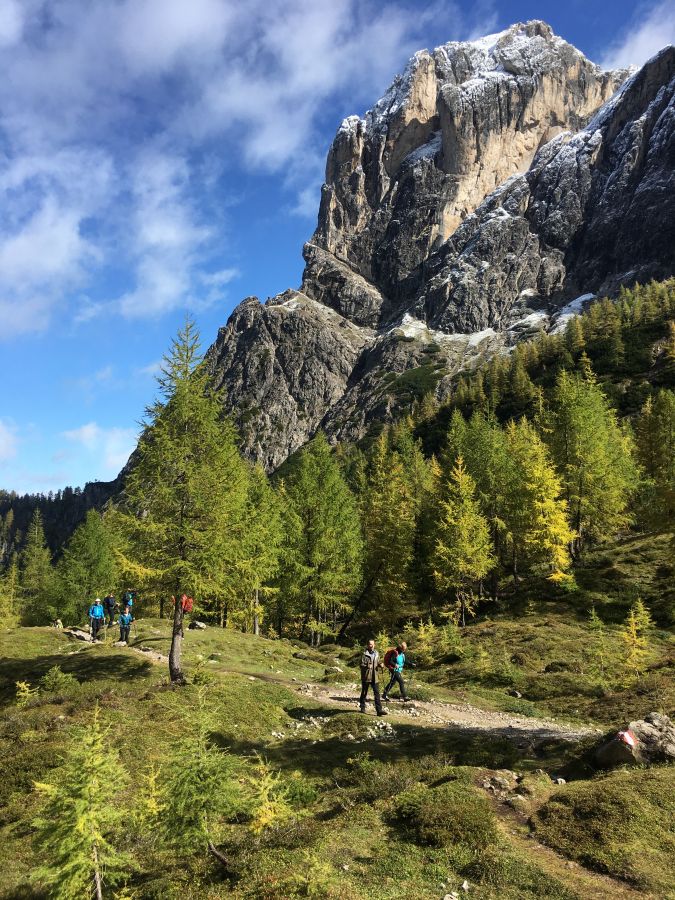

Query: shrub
394 782 498 849
39 666 79 694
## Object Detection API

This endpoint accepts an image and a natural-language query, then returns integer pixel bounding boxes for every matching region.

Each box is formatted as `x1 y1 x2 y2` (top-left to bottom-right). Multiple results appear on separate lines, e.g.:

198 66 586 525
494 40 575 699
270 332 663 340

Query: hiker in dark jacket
382 641 410 702
118 607 134 644
88 599 105 641
103 593 116 627
359 639 387 716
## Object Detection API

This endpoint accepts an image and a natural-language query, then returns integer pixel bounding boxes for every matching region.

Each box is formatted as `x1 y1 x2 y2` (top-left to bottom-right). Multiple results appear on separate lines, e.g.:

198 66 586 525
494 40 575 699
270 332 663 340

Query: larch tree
238 464 283 635
432 456 495 626
352 431 416 631
20 509 54 625
32 706 131 900
546 368 639 558
54 510 119 625
119 317 250 682
284 432 362 644
503 419 574 581
635 390 675 527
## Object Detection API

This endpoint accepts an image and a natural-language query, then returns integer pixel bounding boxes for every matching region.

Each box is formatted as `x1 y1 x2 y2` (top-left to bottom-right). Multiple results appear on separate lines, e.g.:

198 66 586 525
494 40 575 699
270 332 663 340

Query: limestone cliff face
206 22 675 470
304 20 626 325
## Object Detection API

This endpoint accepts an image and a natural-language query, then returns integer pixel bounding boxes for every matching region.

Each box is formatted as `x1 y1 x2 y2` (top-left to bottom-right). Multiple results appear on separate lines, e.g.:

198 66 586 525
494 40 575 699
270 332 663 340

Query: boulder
188 620 207 630
594 712 675 768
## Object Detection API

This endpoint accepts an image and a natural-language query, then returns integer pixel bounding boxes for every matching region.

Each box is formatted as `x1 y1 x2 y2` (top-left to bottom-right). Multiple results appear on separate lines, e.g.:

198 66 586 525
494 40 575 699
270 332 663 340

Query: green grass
0 621 672 899
532 767 675 895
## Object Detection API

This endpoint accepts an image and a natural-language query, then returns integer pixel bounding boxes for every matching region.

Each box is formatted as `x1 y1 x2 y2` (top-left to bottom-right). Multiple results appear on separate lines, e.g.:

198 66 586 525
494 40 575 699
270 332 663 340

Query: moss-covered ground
0 604 672 899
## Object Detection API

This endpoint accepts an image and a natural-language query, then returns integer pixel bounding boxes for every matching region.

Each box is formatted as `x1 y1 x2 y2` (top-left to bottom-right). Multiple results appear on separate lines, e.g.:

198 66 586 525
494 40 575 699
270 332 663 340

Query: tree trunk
159 595 164 619
337 563 383 641
208 841 229 870
92 844 103 900
253 587 260 636
169 596 186 684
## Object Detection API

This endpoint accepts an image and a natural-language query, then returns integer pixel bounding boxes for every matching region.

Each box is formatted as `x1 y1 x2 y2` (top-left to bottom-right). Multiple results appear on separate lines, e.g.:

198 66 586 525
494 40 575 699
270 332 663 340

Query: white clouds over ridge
0 0 503 337
600 1 675 69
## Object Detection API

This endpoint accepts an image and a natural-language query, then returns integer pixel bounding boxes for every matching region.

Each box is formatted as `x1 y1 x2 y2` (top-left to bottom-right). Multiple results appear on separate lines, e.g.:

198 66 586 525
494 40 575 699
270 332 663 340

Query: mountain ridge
206 21 674 470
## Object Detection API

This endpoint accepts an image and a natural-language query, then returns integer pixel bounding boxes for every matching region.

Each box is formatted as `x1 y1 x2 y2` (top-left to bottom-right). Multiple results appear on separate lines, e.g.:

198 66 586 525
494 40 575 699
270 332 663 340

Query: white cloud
62 421 138 475
601 1 675 69
0 419 18 464
0 0 491 336
0 0 23 48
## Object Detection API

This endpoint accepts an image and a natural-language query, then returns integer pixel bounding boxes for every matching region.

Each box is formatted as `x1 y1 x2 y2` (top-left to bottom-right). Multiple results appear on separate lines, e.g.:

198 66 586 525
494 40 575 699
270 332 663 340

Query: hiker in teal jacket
382 642 410 702
118 607 134 644
88 599 105 641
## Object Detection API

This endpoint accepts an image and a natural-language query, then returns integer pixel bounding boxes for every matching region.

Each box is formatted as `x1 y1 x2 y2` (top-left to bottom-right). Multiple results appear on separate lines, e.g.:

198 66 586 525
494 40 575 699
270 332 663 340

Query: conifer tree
32 706 131 900
284 433 362 643
0 555 19 623
587 605 608 681
432 457 495 625
54 510 119 625
564 317 586 356
621 599 654 679
119 317 250 681
546 368 639 557
20 509 54 625
635 390 675 527
238 465 283 635
503 419 573 580
352 432 416 631
159 688 246 869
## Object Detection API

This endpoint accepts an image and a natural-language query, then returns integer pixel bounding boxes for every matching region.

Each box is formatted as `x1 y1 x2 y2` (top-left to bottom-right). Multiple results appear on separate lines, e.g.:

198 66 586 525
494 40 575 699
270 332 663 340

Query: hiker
382 641 410 703
103 593 116 627
121 589 136 611
118 606 134 644
359 639 387 716
88 598 105 641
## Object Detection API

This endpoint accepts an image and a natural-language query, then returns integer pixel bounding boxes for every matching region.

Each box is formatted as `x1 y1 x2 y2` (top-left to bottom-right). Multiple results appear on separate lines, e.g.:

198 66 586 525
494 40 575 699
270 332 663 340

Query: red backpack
383 648 397 671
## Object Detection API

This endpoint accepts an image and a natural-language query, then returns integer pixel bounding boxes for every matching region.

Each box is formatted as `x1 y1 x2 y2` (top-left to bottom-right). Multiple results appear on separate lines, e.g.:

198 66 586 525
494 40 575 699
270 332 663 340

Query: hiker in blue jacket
88 598 105 641
118 606 134 644
382 641 410 702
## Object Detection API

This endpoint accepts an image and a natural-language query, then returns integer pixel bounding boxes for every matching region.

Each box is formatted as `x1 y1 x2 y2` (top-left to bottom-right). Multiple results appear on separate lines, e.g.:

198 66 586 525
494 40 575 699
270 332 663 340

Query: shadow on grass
215 718 586 777
0 651 153 704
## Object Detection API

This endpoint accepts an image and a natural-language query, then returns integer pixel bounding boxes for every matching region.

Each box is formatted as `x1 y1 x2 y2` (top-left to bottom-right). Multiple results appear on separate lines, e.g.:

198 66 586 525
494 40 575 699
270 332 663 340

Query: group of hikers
87 590 137 643
84 593 411 712
359 639 411 715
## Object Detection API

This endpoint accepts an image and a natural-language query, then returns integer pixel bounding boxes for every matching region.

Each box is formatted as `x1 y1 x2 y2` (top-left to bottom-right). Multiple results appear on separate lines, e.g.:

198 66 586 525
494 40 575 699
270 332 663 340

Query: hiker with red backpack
382 641 410 703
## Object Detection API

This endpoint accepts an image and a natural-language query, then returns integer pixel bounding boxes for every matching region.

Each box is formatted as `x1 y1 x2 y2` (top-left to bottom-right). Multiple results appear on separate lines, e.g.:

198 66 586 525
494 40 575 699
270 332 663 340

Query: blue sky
1 0 673 494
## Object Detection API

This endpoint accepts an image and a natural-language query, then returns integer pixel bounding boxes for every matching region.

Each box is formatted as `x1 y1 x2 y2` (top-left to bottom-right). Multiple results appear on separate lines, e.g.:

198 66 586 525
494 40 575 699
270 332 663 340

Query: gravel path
299 683 600 741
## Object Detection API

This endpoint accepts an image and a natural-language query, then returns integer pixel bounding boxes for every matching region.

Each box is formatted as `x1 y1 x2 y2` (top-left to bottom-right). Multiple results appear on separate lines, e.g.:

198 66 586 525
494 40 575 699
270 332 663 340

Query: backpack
383 648 397 671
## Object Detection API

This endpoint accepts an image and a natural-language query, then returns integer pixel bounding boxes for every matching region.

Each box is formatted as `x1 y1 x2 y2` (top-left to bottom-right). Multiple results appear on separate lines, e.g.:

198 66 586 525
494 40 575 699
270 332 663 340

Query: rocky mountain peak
206 23 674 470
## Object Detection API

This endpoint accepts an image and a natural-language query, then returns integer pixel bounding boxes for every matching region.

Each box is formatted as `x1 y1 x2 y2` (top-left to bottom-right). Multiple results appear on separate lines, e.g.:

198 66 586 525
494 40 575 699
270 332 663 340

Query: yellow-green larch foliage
32 705 131 900
546 367 639 557
504 419 574 580
432 456 495 625
635 390 675 527
621 598 654 679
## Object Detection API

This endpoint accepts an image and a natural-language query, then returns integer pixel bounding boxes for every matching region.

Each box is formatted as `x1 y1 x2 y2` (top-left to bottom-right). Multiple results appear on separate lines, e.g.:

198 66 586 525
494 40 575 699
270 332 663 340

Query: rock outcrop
206 21 675 469
594 712 675 768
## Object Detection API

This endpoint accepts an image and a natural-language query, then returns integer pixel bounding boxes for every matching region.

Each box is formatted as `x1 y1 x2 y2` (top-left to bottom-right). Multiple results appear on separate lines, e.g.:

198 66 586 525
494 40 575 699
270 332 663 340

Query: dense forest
2 280 673 636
